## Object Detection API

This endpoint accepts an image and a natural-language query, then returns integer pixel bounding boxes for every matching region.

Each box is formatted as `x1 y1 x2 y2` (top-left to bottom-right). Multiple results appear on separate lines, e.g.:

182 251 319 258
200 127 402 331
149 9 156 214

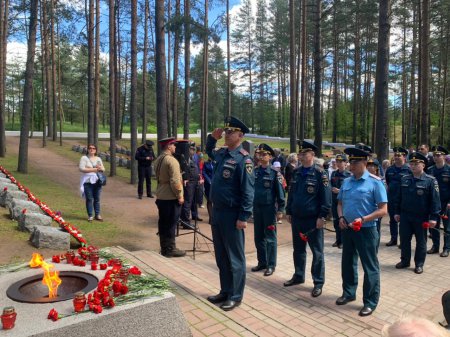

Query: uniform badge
223 169 231 178
277 174 283 185
322 175 329 187
245 159 253 174
264 181 271 188
417 189 424 196
307 186 315 194
434 181 440 192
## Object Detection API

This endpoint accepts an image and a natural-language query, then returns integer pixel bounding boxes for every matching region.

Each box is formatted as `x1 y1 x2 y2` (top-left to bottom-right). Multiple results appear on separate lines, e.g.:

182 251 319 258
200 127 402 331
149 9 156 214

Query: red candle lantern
73 292 87 313
89 249 99 264
111 258 122 273
1 307 17 330
66 250 75 264
118 267 129 285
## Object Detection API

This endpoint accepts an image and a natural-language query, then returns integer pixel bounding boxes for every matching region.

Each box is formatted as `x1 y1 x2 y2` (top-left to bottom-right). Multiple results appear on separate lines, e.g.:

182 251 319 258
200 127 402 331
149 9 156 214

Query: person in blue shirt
426 146 450 256
285 140 331 298
384 147 411 246
394 152 441 274
205 116 255 311
251 144 285 277
330 153 351 248
336 147 388 317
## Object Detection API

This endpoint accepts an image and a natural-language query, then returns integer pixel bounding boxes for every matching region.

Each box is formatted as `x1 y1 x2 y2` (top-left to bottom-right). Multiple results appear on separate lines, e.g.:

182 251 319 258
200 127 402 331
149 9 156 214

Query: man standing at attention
384 147 411 247
205 116 255 311
135 140 155 199
336 147 387 317
154 138 186 258
285 140 331 298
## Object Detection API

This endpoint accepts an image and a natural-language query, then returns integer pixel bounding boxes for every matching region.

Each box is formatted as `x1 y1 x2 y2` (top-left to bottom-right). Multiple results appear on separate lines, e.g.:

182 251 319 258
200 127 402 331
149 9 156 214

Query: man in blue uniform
205 116 255 311
135 140 155 199
385 146 411 246
330 153 351 248
427 146 450 256
336 147 388 317
394 152 441 274
180 143 202 227
251 144 285 277
285 140 331 298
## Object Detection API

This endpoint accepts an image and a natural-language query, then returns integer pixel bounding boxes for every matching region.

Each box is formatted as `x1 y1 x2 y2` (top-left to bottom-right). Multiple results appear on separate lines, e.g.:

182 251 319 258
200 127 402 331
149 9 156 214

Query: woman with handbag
79 144 106 222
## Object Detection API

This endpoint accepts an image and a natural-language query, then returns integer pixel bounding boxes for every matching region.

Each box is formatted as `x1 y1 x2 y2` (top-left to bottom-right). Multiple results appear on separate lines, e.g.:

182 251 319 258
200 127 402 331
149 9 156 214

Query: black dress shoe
338 244 343 249
192 217 203 221
441 250 449 257
220 300 241 311
311 287 322 297
414 266 423 274
332 241 339 247
264 267 274 276
386 239 398 247
427 246 439 254
283 277 304 287
395 261 410 269
251 265 266 272
147 194 154 198
359 307 374 316
336 296 356 305
207 293 227 304
138 195 143 199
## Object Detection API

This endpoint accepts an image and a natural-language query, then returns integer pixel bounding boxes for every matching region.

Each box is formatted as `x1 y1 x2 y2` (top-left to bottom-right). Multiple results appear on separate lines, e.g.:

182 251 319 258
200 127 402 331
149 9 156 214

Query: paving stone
29 225 70 250
18 211 53 232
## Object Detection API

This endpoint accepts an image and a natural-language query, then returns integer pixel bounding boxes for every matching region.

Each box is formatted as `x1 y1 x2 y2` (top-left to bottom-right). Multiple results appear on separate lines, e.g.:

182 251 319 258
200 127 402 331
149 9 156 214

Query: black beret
224 116 250 134
257 143 275 157
298 140 318 153
344 147 369 161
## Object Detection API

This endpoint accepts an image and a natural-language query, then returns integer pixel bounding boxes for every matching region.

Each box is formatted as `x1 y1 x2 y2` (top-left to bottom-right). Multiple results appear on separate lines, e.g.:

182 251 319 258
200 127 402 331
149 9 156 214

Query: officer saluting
384 146 411 246
251 144 285 277
394 152 441 274
135 140 156 199
426 146 450 257
285 140 331 298
206 116 255 311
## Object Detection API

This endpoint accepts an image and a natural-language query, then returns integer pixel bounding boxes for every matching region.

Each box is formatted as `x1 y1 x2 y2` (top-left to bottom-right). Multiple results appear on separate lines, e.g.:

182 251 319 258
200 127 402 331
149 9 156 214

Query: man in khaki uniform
154 137 186 257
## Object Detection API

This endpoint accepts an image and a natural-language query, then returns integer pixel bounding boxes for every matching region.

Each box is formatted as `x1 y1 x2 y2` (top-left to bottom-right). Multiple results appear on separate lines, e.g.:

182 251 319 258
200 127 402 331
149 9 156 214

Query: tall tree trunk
114 5 121 139
130 0 137 183
408 2 417 146
183 0 190 138
0 0 9 156
166 0 171 136
401 0 407 147
141 0 149 143
226 0 231 117
109 0 116 176
50 0 57 141
39 18 47 148
155 0 168 141
419 0 430 145
299 0 307 141
18 0 38 173
332 0 338 143
200 0 208 149
171 0 180 138
87 0 95 145
42 0 53 139
313 0 322 156
289 0 296 152
352 0 361 145
374 0 390 161
440 16 449 145
94 0 100 146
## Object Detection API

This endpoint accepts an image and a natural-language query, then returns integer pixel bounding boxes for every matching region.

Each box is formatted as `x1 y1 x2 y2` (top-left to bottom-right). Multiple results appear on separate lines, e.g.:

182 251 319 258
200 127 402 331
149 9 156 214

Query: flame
29 253 62 298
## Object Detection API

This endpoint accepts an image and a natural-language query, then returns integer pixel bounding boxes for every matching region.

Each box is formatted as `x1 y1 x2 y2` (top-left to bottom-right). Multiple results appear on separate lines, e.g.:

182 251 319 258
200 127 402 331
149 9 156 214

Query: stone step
111 246 383 337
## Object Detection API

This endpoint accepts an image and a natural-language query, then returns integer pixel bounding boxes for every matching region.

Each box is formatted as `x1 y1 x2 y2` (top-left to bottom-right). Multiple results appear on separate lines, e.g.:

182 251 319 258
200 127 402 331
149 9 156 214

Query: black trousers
138 165 152 196
181 181 198 221
400 213 428 267
156 199 181 240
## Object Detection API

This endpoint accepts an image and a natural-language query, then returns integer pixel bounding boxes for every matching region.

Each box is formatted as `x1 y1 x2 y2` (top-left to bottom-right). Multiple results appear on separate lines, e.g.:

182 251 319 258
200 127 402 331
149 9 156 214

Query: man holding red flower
393 152 441 274
336 147 388 317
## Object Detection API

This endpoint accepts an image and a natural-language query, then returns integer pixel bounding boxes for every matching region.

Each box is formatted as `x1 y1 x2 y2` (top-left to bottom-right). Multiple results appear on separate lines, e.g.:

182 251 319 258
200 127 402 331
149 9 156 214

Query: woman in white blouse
79 144 105 222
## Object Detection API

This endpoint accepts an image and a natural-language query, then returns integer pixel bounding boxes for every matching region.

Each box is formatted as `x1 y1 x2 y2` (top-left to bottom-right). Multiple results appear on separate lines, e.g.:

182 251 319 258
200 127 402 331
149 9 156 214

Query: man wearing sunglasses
205 116 255 311
384 147 411 247
427 146 450 256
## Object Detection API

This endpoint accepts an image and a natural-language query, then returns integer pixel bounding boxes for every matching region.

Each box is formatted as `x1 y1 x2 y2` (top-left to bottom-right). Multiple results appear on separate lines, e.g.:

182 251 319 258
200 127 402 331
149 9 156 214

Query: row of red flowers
0 165 87 246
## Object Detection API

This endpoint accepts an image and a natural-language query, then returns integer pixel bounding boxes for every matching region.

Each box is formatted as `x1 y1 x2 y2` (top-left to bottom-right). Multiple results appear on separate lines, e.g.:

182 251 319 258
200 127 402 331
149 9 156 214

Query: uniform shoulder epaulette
369 173 381 180
239 148 249 156
424 173 436 180
314 164 325 173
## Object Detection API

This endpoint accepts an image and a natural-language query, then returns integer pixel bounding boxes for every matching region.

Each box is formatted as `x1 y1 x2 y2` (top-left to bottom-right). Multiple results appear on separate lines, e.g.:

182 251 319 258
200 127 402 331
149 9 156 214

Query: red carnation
3 187 7 191
422 222 430 229
51 255 61 263
47 308 59 321
108 298 115 307
351 219 362 231
93 305 103 314
121 284 129 295
22 209 27 214
112 280 122 295
129 266 141 275
267 225 276 231
299 233 308 242
441 214 449 220
100 263 107 270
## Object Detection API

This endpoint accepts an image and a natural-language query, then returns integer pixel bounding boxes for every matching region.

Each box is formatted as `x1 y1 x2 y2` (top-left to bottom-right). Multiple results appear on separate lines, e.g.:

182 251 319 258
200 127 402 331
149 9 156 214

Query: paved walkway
110 226 450 337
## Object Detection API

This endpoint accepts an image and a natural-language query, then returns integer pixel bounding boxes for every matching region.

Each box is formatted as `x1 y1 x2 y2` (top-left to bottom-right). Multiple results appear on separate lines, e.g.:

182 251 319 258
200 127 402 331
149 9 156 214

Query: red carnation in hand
351 219 362 231
441 214 449 220
129 266 141 275
299 232 308 242
47 308 60 321
267 225 276 231
422 222 430 229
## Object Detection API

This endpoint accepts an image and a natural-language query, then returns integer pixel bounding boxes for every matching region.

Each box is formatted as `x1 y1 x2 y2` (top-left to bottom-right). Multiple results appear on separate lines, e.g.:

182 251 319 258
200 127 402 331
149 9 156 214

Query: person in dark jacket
135 140 155 199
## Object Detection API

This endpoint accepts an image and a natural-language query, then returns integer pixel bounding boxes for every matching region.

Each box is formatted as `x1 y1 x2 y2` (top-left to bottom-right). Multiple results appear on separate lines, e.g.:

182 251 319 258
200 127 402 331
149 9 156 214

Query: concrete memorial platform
0 262 191 337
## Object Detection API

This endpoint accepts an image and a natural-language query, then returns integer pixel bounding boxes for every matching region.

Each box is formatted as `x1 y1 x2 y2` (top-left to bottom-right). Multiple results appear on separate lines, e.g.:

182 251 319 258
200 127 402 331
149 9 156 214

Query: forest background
0 0 448 182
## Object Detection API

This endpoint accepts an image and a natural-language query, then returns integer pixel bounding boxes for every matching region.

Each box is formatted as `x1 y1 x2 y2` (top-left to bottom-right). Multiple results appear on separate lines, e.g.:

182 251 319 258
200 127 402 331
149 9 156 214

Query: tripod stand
177 180 213 259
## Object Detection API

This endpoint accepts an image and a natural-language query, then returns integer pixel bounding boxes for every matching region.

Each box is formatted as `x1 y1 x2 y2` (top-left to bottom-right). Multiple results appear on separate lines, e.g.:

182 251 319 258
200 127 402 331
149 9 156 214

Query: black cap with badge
298 140 318 154
408 152 428 164
344 147 369 162
257 143 275 157
224 116 250 134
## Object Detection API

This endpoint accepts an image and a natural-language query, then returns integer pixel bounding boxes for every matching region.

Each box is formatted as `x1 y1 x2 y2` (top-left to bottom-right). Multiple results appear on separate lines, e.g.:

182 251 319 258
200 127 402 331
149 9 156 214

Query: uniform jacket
385 164 411 197
184 157 200 182
394 172 441 221
254 165 286 212
154 153 183 200
205 134 255 221
135 145 155 167
286 164 331 219
331 169 351 204
427 164 450 206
